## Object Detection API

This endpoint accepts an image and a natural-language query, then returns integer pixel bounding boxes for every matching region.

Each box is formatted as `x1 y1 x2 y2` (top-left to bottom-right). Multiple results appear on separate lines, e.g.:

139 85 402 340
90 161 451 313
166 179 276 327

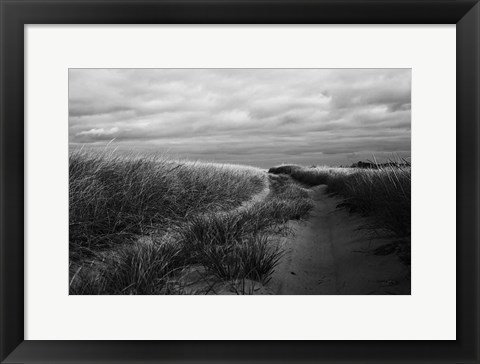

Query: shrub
267 164 303 175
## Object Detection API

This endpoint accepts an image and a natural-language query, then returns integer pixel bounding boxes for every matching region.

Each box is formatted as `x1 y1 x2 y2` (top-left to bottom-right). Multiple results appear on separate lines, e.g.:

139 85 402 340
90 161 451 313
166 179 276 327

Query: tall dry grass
69 150 313 294
69 150 266 254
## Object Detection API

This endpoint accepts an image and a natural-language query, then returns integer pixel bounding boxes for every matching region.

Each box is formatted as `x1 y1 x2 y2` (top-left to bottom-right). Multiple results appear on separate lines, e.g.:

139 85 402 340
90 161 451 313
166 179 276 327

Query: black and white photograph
69 68 411 295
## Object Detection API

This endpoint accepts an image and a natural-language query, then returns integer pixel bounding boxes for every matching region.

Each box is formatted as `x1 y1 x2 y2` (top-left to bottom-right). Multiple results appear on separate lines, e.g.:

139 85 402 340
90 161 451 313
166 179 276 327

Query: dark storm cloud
69 69 411 166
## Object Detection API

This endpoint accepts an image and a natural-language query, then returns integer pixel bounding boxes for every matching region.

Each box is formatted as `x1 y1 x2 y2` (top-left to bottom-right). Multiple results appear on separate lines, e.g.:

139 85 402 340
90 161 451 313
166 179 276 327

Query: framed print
1 0 479 363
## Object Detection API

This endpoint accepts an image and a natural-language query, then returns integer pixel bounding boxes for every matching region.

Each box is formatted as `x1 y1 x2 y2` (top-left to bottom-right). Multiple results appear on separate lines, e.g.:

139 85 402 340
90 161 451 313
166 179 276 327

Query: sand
269 185 410 295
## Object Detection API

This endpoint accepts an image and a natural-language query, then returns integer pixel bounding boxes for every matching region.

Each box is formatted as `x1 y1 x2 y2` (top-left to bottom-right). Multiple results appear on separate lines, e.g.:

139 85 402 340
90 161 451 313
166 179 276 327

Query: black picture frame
1 0 479 363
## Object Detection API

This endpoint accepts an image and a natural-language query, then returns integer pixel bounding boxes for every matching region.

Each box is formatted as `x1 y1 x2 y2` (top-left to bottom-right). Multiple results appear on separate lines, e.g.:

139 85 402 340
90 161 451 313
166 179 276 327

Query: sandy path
232 175 270 213
269 185 410 295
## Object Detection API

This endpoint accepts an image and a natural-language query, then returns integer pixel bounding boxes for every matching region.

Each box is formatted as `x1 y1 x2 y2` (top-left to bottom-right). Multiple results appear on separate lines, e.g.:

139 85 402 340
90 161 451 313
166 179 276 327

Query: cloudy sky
69 69 411 167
